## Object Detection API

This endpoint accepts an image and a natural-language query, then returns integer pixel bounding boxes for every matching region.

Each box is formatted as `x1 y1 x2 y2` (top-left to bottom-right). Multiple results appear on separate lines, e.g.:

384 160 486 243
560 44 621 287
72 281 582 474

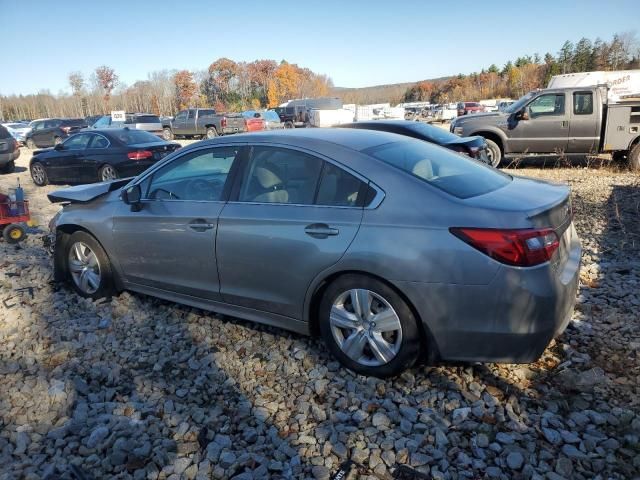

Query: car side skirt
123 282 310 335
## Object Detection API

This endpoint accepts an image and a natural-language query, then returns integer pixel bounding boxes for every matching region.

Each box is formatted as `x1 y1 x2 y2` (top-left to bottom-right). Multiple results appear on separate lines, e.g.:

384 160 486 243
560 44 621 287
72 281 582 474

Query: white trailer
548 70 640 103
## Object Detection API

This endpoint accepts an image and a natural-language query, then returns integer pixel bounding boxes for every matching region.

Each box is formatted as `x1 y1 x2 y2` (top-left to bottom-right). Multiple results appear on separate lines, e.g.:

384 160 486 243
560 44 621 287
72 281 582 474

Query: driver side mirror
54 143 64 151
122 184 142 211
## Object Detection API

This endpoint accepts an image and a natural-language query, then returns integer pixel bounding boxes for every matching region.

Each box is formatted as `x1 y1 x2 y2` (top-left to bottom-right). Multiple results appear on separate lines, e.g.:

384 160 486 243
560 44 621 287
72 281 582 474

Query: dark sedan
29 129 180 186
338 120 492 165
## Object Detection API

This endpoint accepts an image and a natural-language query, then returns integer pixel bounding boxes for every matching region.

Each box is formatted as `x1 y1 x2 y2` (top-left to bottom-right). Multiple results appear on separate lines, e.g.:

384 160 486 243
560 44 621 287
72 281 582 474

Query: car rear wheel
65 231 114 299
319 274 421 378
30 162 48 186
26 138 35 149
163 128 173 141
2 224 26 244
206 127 218 139
0 161 15 174
628 144 640 172
485 138 502 167
99 164 118 182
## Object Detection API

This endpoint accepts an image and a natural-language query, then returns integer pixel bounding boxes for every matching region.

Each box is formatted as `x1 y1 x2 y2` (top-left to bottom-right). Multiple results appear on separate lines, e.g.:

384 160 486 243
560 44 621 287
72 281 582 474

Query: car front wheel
163 128 173 141
319 274 421 378
485 138 502 167
206 127 218 139
65 231 114 299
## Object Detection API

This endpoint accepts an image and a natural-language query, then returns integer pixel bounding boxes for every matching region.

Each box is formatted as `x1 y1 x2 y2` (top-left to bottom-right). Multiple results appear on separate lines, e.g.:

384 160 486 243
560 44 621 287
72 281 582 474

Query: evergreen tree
558 40 574 73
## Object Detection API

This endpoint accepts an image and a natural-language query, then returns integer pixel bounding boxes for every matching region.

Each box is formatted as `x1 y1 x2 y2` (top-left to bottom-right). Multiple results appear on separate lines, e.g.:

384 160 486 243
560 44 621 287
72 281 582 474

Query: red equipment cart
0 193 30 243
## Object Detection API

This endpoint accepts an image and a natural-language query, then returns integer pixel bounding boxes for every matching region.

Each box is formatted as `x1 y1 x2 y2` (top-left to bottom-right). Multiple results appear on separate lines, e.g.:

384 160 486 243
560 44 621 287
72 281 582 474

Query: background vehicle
90 113 164 137
25 118 87 148
85 114 103 126
339 120 491 163
2 122 30 144
275 97 343 128
48 129 580 378
457 102 485 116
0 125 20 173
497 100 515 112
450 85 640 169
29 129 180 185
247 110 284 130
161 108 245 140
241 111 266 132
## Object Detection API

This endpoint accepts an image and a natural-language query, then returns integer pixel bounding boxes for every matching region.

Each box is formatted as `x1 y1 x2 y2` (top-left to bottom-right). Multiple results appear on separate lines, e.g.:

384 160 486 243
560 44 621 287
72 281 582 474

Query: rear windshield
263 111 280 122
5 123 26 129
62 118 86 126
465 102 480 107
406 122 458 143
126 115 160 124
115 130 162 145
365 140 511 199
198 109 216 117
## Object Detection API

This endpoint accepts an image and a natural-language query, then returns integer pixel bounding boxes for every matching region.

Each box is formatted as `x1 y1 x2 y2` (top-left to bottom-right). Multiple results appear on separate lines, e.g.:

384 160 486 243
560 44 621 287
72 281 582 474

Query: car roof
196 128 407 153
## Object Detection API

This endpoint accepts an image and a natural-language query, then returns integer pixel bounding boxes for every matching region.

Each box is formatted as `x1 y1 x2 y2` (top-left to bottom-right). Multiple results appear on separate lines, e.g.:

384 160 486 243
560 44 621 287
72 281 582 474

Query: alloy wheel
68 242 101 295
329 289 403 366
100 165 118 181
31 164 46 185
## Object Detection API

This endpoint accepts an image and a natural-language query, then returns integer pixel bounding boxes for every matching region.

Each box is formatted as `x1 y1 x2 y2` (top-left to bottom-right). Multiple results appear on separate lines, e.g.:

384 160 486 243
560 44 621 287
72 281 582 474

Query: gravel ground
0 145 639 480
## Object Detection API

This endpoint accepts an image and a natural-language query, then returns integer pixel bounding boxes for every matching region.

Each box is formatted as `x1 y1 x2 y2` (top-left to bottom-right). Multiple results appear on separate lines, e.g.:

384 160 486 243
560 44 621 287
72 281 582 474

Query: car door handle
305 223 339 238
560 120 569 128
188 219 215 232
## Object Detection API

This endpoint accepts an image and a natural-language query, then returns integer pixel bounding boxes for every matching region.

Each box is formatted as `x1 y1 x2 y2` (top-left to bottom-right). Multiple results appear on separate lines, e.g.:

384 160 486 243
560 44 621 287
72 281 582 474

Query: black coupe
338 120 492 165
29 129 181 186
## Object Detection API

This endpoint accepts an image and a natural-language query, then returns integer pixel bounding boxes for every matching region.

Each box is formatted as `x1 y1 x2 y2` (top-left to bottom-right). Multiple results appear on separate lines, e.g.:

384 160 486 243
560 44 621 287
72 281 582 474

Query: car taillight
450 227 560 267
127 150 153 160
220 117 227 128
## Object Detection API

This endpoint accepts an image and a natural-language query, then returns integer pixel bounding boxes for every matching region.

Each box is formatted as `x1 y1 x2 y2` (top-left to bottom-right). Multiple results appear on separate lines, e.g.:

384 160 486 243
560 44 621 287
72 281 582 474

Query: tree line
402 32 640 105
0 59 333 120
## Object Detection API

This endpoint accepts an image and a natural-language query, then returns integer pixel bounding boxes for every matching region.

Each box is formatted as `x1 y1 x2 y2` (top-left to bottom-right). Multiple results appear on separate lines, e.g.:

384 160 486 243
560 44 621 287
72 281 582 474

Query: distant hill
332 76 453 105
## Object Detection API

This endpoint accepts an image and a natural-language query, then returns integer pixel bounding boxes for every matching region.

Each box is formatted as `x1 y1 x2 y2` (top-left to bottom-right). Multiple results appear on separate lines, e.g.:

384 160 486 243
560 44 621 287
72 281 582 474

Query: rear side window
198 109 216 117
365 140 511 199
316 162 365 207
239 147 323 205
573 92 593 115
126 115 160 124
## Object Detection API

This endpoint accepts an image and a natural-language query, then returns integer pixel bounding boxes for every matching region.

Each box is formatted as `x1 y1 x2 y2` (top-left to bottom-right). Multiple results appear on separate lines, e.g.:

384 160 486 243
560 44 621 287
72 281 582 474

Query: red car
242 111 265 132
457 102 485 116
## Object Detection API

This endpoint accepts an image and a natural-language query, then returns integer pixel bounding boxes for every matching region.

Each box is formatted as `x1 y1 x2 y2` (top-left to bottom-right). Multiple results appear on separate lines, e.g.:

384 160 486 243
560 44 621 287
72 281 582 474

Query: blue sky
1 0 638 95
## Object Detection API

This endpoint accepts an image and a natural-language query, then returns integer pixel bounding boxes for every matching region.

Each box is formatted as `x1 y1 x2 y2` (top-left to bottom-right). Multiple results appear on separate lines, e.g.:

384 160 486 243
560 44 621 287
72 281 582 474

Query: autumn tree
94 66 118 108
68 72 84 96
173 70 197 110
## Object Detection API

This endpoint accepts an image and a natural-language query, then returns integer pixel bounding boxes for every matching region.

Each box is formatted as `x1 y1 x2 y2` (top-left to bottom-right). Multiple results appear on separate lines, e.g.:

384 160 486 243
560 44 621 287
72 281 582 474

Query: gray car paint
50 129 581 363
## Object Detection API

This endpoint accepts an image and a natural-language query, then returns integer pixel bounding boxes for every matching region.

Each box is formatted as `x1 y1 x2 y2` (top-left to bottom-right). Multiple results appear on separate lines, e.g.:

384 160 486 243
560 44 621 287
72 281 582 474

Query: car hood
48 178 132 204
453 112 506 126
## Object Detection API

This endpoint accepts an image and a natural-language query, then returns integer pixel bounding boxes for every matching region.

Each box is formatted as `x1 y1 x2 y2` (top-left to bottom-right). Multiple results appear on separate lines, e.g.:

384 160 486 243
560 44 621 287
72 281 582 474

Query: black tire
485 138 502 167
2 224 26 244
628 144 640 172
206 127 218 139
30 162 48 186
0 161 15 174
163 128 173 141
99 164 119 182
26 138 36 149
612 151 627 163
319 274 421 378
54 137 63 146
65 231 115 299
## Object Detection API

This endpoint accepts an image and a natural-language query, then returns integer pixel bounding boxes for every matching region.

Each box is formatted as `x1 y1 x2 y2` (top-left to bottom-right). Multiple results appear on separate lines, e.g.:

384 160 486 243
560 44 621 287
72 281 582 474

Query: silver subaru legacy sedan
48 129 581 377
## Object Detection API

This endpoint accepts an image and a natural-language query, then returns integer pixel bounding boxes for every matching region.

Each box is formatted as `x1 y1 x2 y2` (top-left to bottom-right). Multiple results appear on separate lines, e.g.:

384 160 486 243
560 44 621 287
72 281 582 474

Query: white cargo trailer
548 70 640 103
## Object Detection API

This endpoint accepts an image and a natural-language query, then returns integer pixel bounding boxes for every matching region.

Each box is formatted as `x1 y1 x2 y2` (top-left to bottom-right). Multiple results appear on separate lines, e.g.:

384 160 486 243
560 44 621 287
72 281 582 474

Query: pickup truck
162 108 245 140
450 86 640 170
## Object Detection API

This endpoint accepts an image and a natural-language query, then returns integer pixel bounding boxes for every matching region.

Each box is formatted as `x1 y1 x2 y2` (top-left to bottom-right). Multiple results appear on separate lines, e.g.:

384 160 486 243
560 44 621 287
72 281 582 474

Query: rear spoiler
48 178 132 204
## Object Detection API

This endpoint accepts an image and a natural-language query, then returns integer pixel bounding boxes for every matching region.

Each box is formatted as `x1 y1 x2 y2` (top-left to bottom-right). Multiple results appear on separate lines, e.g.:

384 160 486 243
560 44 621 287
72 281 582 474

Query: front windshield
505 92 536 114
